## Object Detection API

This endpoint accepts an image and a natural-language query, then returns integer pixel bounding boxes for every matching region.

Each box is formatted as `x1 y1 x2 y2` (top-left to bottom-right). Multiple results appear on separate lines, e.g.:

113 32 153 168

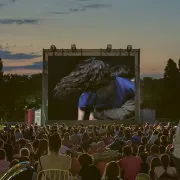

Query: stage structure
42 45 140 125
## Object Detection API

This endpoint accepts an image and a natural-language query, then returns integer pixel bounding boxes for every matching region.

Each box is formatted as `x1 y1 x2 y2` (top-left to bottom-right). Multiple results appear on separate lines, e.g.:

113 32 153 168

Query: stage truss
42 45 140 125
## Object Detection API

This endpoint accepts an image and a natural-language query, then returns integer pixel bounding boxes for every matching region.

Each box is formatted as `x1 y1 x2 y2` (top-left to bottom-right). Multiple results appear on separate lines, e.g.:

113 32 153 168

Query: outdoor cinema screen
48 56 135 120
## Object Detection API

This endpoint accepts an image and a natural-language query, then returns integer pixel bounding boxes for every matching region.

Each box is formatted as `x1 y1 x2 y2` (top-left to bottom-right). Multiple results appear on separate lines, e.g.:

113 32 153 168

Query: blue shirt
78 77 135 110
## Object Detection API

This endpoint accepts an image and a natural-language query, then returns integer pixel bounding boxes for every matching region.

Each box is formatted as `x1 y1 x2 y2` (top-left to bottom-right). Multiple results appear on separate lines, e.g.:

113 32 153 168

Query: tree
0 58 3 79
163 59 180 93
163 59 180 118
142 77 164 113
0 58 4 119
178 59 180 72
164 59 179 80
0 62 42 121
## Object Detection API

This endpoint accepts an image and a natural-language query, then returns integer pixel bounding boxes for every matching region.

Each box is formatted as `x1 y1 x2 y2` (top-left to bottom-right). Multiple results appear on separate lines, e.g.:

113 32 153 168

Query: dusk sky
0 0 180 78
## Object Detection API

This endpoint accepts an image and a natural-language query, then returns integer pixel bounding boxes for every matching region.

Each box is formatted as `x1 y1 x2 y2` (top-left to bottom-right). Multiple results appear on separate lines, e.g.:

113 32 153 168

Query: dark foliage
0 58 3 77
163 59 180 118
0 73 42 121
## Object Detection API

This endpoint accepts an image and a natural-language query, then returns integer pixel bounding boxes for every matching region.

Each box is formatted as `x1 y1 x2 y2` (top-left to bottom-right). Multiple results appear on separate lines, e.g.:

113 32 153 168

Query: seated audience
20 148 30 158
34 139 48 161
0 121 178 180
37 132 71 173
78 153 101 180
154 154 178 180
139 152 149 174
118 145 142 180
146 145 160 166
103 161 122 180
0 149 10 177
148 157 161 180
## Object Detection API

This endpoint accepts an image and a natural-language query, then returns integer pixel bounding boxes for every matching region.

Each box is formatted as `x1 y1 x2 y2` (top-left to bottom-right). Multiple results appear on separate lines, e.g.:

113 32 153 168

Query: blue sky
0 0 180 78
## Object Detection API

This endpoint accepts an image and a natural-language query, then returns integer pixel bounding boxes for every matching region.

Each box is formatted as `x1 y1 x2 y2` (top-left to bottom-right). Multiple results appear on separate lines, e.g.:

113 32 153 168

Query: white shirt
37 151 71 172
173 121 180 158
154 166 177 180
37 152 71 180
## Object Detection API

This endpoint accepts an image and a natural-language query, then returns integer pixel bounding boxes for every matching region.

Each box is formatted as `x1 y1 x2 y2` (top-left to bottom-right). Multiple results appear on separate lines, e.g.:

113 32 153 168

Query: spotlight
71 44 77 53
106 44 112 53
127 45 132 52
50 45 57 51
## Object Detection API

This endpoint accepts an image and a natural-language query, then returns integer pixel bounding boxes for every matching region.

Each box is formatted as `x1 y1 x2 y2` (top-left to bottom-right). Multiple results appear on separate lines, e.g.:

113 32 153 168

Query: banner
34 109 41 126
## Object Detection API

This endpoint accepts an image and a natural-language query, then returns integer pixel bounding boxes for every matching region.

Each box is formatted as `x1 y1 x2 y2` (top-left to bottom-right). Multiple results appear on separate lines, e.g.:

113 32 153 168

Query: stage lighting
127 45 132 52
106 44 112 53
24 106 27 110
71 44 77 53
50 45 57 52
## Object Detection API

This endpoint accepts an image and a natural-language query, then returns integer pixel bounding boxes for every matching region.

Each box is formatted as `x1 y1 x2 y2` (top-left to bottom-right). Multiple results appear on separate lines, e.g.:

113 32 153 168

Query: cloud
49 2 112 15
0 19 41 25
49 8 86 14
49 11 69 15
4 69 42 75
80 3 112 9
75 0 90 1
2 52 42 74
69 8 86 13
3 62 42 73
0 0 17 9
0 3 6 8
0 49 41 60
3 61 42 71
3 57 41 67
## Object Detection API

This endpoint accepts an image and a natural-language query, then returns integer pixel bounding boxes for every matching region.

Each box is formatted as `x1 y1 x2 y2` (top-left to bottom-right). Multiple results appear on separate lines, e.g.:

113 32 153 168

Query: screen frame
42 46 140 125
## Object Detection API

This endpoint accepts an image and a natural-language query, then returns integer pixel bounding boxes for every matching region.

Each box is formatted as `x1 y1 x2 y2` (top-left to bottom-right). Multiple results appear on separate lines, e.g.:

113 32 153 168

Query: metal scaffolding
42 45 140 125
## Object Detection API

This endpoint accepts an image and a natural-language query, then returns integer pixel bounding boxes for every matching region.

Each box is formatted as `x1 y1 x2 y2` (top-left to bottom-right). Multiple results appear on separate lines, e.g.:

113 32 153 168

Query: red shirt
119 156 142 180
88 147 98 154
96 161 107 175
70 157 81 176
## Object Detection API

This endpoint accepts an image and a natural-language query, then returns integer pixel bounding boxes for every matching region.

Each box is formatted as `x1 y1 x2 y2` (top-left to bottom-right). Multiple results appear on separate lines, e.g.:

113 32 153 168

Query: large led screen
48 56 135 120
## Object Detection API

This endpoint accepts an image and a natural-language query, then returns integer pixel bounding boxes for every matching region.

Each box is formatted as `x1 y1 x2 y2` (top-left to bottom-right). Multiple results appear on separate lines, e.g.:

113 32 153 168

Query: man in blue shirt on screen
54 58 135 120
78 77 135 120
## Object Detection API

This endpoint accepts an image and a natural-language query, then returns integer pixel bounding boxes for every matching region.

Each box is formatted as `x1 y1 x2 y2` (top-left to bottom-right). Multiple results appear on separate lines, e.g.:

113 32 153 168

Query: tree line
0 58 180 121
142 58 180 118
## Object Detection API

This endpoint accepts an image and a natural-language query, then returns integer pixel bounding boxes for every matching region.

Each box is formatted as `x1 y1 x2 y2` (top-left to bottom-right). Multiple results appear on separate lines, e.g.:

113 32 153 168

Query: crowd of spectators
0 122 179 180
